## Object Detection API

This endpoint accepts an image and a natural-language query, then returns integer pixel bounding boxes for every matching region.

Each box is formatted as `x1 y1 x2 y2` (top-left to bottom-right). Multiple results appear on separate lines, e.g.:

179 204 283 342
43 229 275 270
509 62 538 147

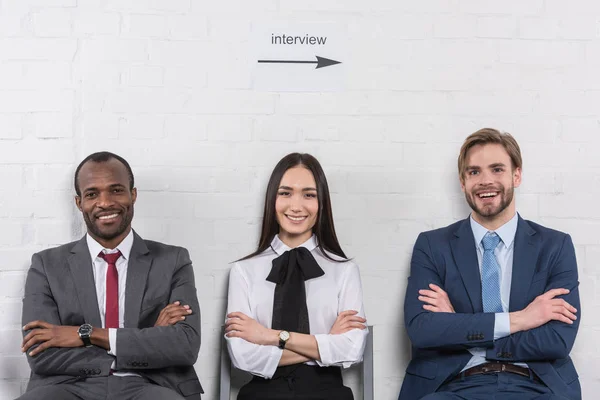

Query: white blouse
225 235 368 379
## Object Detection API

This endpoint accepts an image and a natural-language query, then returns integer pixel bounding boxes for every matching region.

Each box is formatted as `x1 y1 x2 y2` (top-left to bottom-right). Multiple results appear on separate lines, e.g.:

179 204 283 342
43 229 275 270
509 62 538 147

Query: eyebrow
278 185 317 191
82 183 126 192
488 163 507 168
466 163 507 170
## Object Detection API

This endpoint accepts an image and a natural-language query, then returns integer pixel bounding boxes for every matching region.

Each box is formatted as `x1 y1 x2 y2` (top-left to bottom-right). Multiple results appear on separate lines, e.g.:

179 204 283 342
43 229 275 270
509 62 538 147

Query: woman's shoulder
233 247 276 270
315 247 359 270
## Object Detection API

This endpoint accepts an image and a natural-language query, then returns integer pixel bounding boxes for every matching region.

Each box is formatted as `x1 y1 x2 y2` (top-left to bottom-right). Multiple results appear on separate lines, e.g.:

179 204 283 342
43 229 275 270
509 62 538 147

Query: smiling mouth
477 192 499 199
285 214 307 222
97 213 120 221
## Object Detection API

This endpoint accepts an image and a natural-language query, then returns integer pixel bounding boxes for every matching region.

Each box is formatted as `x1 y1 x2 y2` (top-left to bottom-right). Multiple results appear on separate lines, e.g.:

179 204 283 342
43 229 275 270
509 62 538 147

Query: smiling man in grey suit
17 152 203 400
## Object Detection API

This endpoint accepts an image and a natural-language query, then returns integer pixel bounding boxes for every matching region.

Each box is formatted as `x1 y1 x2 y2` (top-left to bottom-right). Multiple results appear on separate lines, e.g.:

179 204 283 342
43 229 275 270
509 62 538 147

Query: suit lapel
509 217 539 312
451 218 483 313
124 232 151 328
68 237 102 327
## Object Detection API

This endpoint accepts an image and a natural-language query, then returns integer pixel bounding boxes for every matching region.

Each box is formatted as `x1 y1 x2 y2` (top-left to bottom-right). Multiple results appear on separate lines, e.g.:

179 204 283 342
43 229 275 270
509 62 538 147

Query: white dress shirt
462 212 528 371
226 235 368 379
86 230 140 376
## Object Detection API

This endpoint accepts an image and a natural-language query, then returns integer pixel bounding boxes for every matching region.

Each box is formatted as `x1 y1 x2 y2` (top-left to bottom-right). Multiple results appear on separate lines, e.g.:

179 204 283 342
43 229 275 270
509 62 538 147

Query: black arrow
258 56 341 69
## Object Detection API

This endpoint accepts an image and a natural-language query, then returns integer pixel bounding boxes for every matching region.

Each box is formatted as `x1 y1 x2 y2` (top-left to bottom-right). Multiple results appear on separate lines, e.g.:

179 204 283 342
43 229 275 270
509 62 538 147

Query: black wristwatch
78 323 93 347
278 330 290 349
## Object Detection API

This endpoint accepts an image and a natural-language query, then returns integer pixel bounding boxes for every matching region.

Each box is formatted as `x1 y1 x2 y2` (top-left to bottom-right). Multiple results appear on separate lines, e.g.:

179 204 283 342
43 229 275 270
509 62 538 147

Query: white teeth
287 215 307 221
479 192 497 198
98 213 118 220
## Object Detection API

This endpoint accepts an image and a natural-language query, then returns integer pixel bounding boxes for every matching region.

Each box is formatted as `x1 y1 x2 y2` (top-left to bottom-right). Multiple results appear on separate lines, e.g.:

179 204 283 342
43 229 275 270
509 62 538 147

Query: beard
83 207 134 242
465 184 514 219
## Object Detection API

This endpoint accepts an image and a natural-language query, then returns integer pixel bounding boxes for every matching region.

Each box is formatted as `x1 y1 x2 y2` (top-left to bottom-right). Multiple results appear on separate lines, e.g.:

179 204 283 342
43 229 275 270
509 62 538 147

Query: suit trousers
237 364 354 400
420 372 569 400
15 375 185 400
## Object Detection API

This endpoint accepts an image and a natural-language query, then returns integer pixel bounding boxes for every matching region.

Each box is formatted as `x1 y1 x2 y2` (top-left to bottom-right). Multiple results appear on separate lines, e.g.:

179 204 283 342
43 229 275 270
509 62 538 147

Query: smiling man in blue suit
399 129 581 400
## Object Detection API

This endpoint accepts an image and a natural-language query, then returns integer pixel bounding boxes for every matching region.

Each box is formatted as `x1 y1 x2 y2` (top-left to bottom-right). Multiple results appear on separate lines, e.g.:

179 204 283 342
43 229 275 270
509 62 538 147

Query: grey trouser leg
109 376 185 400
16 385 86 400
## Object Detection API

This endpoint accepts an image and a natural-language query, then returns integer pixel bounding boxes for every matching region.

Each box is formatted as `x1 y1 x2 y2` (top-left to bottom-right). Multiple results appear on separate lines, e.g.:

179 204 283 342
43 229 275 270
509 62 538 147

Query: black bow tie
266 247 324 284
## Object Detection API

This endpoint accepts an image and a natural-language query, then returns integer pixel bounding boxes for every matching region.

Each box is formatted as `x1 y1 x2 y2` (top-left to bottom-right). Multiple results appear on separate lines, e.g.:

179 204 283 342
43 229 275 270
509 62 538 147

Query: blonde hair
458 128 522 182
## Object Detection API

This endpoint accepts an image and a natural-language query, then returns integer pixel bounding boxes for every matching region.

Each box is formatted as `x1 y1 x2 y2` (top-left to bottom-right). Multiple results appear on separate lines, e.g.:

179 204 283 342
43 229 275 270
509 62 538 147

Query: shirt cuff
108 328 117 356
494 312 511 340
262 345 284 378
313 333 354 368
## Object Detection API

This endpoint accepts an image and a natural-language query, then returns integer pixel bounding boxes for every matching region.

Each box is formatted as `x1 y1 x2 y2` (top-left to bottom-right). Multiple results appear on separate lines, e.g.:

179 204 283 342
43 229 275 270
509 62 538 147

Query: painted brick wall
1 0 599 399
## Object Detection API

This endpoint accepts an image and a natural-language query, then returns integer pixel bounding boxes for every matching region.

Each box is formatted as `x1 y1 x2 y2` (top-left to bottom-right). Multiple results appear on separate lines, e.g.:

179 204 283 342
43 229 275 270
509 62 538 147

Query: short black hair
74 151 135 196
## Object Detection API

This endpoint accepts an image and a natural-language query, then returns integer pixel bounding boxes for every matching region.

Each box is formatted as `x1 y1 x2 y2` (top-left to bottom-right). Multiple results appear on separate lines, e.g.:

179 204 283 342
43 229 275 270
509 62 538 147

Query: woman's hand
225 312 277 346
329 310 367 334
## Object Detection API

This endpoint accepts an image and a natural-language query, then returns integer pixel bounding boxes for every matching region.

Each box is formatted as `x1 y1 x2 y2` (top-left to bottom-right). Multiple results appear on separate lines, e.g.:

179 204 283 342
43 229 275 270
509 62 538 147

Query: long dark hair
240 153 348 262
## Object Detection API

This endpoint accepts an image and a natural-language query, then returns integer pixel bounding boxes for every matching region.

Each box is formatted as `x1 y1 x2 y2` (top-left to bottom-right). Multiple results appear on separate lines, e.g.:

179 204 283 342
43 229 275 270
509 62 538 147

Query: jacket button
497 352 503 357
143 362 148 367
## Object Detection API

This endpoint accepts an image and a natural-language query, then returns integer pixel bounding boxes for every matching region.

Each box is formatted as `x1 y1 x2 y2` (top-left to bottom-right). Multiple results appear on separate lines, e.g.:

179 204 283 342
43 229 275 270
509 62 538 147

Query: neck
90 227 131 250
278 231 312 249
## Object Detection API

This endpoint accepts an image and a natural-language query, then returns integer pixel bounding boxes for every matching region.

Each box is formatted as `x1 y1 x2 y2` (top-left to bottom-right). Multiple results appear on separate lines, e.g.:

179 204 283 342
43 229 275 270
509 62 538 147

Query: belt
457 362 541 383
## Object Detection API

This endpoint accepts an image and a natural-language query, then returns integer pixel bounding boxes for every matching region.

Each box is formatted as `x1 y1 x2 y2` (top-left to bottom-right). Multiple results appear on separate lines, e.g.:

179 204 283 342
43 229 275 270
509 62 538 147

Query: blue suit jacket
398 216 581 400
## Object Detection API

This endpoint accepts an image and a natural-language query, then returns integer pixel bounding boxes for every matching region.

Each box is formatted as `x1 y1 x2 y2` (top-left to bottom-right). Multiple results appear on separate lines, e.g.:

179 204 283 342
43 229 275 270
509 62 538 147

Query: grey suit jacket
21 231 203 399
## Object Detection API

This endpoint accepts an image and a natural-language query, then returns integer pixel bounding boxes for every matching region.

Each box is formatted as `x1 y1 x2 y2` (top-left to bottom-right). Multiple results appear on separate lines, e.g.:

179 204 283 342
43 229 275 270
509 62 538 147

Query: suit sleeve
225 263 283 379
314 262 368 368
115 247 201 369
486 234 581 362
22 253 114 376
404 233 496 350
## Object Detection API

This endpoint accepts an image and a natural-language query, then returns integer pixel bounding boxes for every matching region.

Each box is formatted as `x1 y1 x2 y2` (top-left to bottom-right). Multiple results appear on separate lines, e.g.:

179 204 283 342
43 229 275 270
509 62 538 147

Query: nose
478 170 495 185
289 195 303 213
97 191 115 208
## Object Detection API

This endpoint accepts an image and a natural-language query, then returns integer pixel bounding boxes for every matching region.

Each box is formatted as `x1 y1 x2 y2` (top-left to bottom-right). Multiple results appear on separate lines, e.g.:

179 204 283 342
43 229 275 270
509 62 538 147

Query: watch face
279 331 290 341
79 324 92 336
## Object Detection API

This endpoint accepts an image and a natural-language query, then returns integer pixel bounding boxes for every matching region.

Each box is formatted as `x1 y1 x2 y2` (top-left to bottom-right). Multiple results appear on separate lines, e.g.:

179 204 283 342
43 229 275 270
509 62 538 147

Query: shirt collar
270 234 318 256
86 229 135 263
470 212 518 249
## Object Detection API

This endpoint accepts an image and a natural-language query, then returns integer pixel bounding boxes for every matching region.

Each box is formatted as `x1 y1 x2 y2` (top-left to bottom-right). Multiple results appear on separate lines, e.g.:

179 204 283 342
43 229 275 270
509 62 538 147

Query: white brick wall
1 1 599 399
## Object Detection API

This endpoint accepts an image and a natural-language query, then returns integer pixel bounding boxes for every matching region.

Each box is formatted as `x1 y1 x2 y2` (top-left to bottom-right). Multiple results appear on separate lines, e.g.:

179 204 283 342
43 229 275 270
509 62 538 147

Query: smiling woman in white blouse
224 152 368 400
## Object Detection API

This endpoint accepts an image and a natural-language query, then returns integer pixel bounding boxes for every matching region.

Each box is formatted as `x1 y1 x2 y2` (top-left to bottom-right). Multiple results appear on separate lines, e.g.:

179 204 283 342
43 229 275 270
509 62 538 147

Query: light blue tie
481 232 503 313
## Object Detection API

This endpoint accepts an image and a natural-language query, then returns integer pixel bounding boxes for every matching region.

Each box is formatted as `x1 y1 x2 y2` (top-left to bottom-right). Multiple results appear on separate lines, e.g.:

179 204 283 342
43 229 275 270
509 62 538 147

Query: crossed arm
410 233 580 361
224 262 368 377
225 309 366 365
21 249 200 375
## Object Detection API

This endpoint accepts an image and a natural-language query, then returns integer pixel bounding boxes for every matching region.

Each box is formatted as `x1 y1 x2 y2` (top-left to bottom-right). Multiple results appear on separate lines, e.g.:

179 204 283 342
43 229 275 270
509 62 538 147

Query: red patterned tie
99 251 122 329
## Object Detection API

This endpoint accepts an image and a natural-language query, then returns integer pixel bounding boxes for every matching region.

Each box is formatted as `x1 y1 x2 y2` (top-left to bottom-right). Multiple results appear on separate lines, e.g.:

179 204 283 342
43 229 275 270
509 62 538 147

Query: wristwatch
278 330 290 349
78 323 93 347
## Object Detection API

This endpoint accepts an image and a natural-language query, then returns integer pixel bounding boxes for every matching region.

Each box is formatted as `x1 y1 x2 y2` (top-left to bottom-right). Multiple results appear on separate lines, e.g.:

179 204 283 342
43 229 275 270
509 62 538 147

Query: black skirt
237 364 354 400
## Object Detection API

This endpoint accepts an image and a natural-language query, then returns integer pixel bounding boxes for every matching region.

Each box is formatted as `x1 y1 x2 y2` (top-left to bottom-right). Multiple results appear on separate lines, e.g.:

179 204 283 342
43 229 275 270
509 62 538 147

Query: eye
468 170 479 176
112 187 125 193
84 192 97 199
304 193 317 198
277 191 290 196
493 167 504 173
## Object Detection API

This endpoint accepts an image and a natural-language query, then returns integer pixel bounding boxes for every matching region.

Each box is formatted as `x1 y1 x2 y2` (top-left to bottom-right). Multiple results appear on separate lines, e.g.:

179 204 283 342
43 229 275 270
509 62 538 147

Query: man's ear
459 175 466 193
513 167 522 188
131 187 137 204
75 196 82 211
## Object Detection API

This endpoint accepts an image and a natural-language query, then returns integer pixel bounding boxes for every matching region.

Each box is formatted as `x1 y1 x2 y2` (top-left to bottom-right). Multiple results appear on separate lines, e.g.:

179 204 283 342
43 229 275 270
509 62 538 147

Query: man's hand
22 321 82 357
225 312 277 346
510 288 577 333
155 301 193 327
329 310 367 334
418 283 455 313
